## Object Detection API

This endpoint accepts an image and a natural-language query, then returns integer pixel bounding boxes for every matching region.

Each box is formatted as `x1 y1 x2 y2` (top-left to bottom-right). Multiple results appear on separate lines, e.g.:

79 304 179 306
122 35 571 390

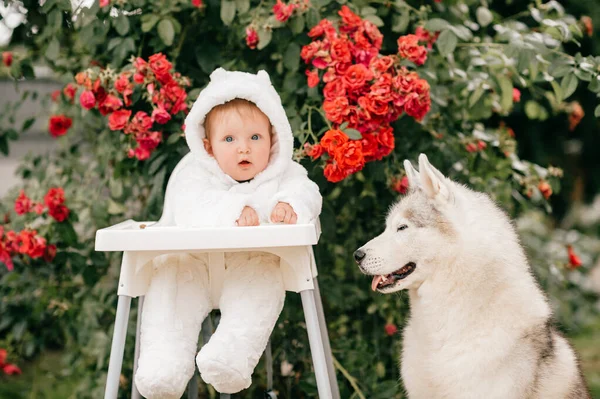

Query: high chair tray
95 219 321 251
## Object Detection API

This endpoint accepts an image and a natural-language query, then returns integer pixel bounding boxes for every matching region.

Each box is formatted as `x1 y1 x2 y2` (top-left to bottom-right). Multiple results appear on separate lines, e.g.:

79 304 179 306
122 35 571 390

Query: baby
134 69 322 398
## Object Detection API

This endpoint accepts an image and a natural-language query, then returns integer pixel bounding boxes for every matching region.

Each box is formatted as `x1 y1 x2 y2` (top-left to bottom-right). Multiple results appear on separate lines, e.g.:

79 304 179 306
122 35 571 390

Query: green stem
332 355 366 399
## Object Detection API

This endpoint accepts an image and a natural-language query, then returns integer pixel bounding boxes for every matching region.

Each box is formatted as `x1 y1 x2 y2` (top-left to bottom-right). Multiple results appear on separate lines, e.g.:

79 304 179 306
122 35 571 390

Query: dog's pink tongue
371 275 383 292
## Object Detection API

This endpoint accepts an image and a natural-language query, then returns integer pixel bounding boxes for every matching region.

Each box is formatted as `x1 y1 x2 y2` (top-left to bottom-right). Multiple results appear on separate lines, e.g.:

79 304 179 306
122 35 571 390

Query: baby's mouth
239 160 252 168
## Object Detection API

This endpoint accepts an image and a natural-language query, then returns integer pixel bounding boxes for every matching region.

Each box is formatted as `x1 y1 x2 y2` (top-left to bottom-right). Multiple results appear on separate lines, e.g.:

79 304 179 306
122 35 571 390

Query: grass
1 330 600 398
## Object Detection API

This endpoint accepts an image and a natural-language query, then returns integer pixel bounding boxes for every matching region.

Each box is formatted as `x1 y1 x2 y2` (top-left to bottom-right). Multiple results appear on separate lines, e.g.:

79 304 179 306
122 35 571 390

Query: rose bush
1 0 599 397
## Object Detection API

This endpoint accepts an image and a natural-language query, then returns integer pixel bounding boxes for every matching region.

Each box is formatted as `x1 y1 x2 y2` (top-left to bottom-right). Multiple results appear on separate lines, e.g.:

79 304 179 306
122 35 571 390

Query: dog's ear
403 160 420 191
418 154 452 202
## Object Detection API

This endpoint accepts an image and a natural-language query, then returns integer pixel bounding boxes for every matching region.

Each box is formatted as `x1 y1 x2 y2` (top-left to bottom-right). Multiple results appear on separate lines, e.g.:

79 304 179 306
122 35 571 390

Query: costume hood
184 68 294 184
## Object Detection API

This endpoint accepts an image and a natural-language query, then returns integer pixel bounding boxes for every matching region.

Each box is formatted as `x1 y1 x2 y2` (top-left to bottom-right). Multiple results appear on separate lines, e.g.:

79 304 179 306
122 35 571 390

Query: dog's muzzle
353 249 366 263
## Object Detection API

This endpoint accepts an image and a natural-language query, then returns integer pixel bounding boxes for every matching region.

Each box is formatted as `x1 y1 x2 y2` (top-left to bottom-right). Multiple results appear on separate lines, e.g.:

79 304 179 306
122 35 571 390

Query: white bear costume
134 69 322 398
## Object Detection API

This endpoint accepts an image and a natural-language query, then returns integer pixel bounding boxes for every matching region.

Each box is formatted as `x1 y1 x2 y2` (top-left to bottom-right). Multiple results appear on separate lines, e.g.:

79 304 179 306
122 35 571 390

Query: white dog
354 154 590 399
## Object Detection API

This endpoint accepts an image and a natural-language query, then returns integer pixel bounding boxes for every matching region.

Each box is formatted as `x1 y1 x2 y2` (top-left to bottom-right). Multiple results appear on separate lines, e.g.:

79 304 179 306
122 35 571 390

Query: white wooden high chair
95 219 341 399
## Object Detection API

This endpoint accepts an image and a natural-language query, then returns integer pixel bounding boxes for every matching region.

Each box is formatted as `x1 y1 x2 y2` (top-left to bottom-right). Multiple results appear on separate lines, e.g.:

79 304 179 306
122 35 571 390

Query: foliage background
1 0 600 398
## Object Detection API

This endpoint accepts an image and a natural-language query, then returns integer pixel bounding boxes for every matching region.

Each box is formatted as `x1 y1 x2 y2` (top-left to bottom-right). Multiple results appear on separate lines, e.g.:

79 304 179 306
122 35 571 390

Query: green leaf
361 6 377 15
45 37 60 60
436 30 457 57
114 14 130 36
290 15 305 34
48 9 62 30
157 19 175 46
0 136 8 155
235 0 250 13
257 28 272 50
476 7 493 27
425 18 450 31
364 14 384 27
595 105 600 118
220 0 236 26
6 129 18 140
468 86 484 108
306 8 319 28
283 43 301 72
560 74 578 100
141 14 160 32
497 75 513 111
21 118 35 133
345 128 362 139
588 76 600 93
449 25 473 41
108 199 126 215
551 80 562 103
391 11 409 33
107 37 123 52
525 100 541 119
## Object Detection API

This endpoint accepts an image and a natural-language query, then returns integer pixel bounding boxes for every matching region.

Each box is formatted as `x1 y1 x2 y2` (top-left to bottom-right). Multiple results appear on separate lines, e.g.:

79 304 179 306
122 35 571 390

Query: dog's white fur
356 154 590 399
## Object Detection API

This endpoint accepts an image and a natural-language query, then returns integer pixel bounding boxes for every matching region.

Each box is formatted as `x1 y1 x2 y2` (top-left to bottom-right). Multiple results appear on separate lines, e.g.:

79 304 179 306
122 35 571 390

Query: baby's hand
236 206 259 226
270 202 297 224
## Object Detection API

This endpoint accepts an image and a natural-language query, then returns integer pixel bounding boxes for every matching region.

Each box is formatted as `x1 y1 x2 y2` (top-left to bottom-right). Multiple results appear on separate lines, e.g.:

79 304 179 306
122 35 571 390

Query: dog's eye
397 224 408 232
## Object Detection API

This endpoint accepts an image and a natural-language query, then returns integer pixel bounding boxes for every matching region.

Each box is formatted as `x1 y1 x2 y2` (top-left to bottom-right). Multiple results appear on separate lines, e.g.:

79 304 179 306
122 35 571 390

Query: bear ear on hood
257 70 272 86
210 67 228 82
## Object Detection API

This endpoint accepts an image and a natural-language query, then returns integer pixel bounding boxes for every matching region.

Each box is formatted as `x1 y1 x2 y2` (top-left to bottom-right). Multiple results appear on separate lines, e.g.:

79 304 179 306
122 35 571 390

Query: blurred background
0 0 599 398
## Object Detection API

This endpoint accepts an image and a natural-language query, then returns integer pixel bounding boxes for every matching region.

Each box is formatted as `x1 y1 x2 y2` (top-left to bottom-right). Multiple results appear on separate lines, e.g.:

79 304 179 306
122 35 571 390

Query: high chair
95 219 340 399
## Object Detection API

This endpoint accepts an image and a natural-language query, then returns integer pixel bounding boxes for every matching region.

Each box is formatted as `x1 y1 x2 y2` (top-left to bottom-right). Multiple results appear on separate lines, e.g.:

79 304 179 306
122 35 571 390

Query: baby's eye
225 136 234 142
251 134 260 140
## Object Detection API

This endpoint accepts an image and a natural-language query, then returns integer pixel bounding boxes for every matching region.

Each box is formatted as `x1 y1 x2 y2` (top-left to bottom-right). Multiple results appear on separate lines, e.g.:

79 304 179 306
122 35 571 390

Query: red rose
338 5 362 32
305 143 324 160
320 129 349 153
370 56 395 75
397 34 428 66
324 162 348 183
100 0 110 6
14 190 32 215
477 140 487 150
136 130 162 151
148 53 173 84
44 188 65 209
330 38 352 64
323 97 350 124
98 94 123 116
2 52 12 67
152 107 171 124
192 0 203 6
360 133 379 160
384 323 398 336
538 181 552 200
79 90 96 110
3 364 22 375
33 203 45 215
568 102 584 131
306 69 319 88
581 16 593 37
245 27 259 49
307 19 336 39
512 88 521 103
48 204 70 222
51 90 61 102
334 140 365 170
392 176 409 194
48 115 73 137
343 64 373 91
415 26 439 49
323 79 346 100
465 143 477 153
273 0 296 22
115 74 130 93
363 21 383 49
108 109 132 131
43 244 57 262
567 245 582 269
376 126 394 150
63 83 76 102
133 72 145 84
403 91 431 121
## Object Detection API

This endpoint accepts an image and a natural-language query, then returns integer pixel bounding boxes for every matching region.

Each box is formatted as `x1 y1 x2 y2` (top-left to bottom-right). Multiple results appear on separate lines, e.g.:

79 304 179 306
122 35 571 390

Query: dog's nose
354 249 366 263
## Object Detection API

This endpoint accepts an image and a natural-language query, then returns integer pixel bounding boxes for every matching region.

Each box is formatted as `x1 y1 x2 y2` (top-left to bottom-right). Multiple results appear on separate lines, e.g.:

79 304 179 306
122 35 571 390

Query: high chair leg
105 295 132 399
131 296 144 399
313 278 341 399
300 289 333 399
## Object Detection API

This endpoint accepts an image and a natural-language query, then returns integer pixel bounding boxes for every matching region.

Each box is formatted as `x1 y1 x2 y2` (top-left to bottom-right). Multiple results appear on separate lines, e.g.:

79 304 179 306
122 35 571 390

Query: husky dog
354 154 590 399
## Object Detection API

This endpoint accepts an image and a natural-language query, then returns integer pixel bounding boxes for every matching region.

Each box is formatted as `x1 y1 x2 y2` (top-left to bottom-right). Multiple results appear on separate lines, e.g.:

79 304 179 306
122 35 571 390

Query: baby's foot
196 340 252 394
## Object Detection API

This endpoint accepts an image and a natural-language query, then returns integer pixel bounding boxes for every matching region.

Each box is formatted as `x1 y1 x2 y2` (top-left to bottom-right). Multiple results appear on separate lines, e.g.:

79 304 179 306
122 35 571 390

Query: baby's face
204 109 272 181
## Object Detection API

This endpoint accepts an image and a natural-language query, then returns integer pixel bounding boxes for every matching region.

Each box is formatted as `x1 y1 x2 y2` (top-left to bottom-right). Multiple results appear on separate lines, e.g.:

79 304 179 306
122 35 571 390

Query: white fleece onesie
134 68 322 398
